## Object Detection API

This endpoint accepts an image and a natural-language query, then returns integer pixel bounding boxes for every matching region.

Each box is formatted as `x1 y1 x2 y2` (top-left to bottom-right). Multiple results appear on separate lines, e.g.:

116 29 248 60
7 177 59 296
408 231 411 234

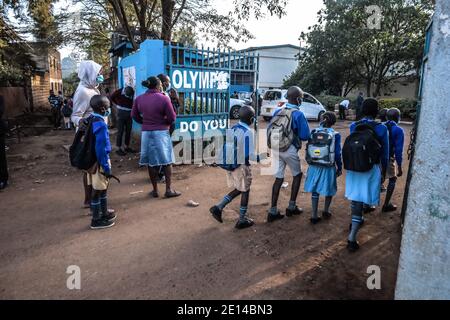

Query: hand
103 170 113 179
336 169 342 177
397 167 403 177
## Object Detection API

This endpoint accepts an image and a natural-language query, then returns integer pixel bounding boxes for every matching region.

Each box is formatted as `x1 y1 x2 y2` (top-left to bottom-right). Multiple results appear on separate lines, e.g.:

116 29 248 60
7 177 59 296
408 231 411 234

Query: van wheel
263 116 272 122
318 111 325 122
230 105 241 119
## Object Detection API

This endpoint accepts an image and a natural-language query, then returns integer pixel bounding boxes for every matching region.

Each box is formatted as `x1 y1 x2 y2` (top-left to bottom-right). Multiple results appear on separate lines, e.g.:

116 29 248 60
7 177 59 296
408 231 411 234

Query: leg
83 172 92 208
210 189 241 224
267 177 285 222
90 189 101 221
148 166 159 196
100 189 116 221
310 192 321 224
323 196 333 218
116 113 125 153
90 189 114 229
163 165 181 197
286 173 303 216
124 115 132 149
382 177 398 212
235 190 254 229
347 201 364 251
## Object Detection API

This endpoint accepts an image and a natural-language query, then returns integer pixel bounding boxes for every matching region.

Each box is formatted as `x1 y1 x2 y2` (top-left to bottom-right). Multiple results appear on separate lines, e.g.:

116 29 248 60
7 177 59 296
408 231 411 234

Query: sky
57 0 325 59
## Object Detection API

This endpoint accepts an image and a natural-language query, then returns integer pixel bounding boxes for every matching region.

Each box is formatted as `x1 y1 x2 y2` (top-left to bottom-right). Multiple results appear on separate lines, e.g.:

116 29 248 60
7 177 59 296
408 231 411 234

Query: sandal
164 190 181 198
150 190 159 198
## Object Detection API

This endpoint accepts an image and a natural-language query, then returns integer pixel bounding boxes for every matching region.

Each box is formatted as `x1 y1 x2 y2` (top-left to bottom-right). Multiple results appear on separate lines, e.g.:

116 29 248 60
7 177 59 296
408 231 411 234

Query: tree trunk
366 81 372 97
161 0 175 41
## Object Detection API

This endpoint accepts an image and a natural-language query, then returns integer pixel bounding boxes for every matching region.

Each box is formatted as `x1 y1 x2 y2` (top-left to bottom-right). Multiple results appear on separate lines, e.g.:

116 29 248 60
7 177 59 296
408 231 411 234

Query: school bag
217 123 248 171
62 103 72 117
267 108 297 152
69 116 99 170
306 127 336 167
342 121 382 172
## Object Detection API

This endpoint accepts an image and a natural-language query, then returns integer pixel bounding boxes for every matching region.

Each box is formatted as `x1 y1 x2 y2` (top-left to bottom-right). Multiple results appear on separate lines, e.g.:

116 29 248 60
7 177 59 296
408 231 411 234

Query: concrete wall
395 1 450 300
349 77 419 99
253 46 300 90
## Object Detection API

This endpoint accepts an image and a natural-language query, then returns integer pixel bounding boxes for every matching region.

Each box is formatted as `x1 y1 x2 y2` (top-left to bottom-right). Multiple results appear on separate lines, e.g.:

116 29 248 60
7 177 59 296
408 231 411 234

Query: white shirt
340 100 350 109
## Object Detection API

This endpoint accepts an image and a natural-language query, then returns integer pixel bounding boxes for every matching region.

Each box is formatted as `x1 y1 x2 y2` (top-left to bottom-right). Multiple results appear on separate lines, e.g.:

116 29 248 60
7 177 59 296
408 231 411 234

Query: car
260 89 326 122
229 98 248 119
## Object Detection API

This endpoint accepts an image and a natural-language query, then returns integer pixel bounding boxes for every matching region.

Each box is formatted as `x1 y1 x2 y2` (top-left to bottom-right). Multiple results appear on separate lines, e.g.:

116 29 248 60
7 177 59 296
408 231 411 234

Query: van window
303 94 318 104
264 91 281 101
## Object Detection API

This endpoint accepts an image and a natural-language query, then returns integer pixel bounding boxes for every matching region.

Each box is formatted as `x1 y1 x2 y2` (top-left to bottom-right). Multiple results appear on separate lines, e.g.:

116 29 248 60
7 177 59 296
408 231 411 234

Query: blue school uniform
344 118 389 206
304 127 342 196
384 120 405 167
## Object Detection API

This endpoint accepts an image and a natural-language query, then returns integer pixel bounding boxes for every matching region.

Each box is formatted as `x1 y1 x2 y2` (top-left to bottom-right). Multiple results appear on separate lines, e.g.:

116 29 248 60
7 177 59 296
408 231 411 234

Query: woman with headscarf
71 60 109 209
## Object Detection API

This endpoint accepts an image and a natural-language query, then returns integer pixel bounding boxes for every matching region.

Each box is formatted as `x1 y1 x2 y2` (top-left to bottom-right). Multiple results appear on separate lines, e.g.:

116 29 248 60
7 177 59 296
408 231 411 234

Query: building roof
239 44 302 52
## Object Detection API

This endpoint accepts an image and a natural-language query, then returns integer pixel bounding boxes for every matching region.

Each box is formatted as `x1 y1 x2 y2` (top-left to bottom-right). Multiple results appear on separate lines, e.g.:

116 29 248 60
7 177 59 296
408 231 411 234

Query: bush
378 98 418 120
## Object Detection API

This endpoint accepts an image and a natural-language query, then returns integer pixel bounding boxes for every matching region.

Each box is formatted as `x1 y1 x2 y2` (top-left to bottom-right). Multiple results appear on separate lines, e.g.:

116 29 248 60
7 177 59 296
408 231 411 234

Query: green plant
378 98 418 120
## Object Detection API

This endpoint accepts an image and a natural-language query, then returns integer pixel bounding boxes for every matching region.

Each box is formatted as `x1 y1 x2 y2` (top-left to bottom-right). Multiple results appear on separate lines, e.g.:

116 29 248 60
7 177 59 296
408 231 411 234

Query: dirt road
0 120 410 299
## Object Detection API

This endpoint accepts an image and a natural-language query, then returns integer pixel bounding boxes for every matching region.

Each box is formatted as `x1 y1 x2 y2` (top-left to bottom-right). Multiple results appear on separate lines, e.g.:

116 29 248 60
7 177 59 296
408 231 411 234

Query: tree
285 0 433 97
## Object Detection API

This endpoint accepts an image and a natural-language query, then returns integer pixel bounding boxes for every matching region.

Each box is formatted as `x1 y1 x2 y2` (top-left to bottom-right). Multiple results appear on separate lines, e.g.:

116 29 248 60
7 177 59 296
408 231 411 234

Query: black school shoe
363 206 376 213
267 211 285 223
347 240 360 252
90 218 115 230
322 211 332 219
286 206 303 217
102 211 117 222
382 203 397 213
0 181 8 190
209 206 223 223
235 218 254 230
310 217 322 225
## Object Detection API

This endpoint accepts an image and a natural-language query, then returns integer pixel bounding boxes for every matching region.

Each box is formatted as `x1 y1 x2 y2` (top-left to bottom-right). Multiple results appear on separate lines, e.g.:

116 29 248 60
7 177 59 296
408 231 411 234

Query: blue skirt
345 166 381 206
139 130 175 167
304 165 337 196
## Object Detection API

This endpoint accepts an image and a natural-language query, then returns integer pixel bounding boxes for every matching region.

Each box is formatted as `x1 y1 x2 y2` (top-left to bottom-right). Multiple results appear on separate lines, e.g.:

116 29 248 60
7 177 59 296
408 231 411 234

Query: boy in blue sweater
210 106 259 229
87 95 116 230
267 86 310 223
382 108 405 212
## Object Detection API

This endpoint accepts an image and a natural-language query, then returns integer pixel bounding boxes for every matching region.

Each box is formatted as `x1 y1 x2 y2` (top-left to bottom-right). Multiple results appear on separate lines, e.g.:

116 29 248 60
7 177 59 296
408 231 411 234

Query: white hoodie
71 60 102 127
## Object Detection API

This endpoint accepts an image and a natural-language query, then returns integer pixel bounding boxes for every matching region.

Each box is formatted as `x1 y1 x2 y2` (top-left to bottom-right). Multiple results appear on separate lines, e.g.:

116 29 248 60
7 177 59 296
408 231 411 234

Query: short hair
239 105 255 124
90 95 110 112
362 98 379 118
321 111 336 126
142 76 161 89
157 74 169 83
124 86 135 97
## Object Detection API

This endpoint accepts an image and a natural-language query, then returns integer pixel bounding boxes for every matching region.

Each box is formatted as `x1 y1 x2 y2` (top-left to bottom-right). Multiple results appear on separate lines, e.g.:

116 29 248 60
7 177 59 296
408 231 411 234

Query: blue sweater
384 120 405 167
231 121 258 166
350 118 389 169
272 103 310 149
92 113 112 174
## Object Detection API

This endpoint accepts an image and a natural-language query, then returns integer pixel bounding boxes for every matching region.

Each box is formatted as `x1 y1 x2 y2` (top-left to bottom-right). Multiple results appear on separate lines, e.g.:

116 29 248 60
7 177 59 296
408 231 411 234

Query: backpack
218 124 248 171
69 116 98 170
62 103 72 117
306 127 336 167
342 121 382 172
267 108 297 152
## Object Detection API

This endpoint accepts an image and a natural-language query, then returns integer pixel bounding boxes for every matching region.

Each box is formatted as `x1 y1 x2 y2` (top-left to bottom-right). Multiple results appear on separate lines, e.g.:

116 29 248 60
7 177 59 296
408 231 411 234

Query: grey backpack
306 127 336 167
267 108 295 152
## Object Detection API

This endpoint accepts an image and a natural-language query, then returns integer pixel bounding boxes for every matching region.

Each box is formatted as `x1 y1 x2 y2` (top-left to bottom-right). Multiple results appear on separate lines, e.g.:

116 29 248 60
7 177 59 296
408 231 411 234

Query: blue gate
118 39 259 161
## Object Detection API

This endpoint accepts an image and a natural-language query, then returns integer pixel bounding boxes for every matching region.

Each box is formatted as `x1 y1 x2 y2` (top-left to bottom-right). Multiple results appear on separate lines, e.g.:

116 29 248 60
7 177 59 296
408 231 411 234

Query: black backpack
343 121 382 172
69 116 98 170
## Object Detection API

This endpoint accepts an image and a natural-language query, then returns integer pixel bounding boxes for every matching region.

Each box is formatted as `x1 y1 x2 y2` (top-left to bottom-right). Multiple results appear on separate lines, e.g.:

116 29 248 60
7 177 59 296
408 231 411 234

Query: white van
260 89 326 121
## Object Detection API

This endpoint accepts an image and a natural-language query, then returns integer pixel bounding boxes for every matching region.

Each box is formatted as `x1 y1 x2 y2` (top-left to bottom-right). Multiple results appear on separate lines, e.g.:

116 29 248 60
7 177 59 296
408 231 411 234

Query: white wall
395 0 450 300
252 46 300 90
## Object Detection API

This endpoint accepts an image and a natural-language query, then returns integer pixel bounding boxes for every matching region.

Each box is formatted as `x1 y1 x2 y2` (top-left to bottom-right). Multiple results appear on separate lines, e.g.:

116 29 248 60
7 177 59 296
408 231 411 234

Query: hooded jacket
71 60 102 127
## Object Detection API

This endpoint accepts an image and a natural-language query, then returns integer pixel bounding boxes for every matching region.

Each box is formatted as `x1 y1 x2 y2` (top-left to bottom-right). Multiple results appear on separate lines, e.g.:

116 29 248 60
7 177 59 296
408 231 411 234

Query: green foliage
62 72 80 96
379 98 418 119
284 0 433 98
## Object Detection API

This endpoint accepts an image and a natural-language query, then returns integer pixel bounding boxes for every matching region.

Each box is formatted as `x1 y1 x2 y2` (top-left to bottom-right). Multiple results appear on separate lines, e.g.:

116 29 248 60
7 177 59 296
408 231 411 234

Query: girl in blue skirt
304 111 342 224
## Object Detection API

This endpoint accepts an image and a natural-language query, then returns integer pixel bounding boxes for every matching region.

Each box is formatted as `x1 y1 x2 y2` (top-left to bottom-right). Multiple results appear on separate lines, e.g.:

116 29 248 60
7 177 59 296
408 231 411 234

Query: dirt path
0 120 410 299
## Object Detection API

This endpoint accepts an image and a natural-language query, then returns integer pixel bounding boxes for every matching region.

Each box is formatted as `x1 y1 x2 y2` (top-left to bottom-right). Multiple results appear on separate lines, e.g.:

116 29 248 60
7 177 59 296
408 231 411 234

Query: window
303 94 317 104
264 91 282 101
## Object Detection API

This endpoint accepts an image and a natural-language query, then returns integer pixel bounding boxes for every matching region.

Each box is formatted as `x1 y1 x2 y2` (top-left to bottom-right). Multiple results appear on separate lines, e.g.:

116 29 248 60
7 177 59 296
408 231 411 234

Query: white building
241 44 302 91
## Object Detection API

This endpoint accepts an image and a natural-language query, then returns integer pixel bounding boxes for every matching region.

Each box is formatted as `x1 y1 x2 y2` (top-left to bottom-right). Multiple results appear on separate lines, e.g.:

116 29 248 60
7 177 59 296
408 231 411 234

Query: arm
394 126 405 168
380 125 390 170
335 133 342 172
164 96 176 124
131 99 143 124
93 121 111 174
71 91 89 126
244 129 258 162
295 112 311 141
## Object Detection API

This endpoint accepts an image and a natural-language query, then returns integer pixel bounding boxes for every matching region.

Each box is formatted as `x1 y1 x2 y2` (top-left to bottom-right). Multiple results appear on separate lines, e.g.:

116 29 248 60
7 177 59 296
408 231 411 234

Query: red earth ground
0 119 410 299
